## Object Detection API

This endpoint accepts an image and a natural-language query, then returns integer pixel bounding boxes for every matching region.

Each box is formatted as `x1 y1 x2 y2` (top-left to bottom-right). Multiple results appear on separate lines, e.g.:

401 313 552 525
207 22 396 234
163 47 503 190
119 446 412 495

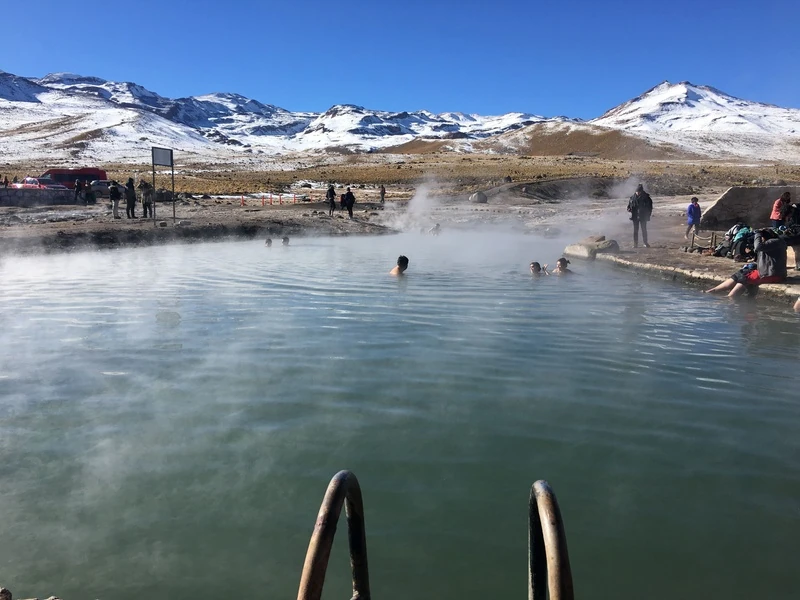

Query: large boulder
470 191 488 204
564 238 620 259
701 186 800 229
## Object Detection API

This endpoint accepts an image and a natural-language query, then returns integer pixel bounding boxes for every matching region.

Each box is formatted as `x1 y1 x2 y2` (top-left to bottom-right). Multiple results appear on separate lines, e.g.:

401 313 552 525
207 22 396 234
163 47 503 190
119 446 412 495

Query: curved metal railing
528 480 574 600
297 472 573 600
296 470 370 600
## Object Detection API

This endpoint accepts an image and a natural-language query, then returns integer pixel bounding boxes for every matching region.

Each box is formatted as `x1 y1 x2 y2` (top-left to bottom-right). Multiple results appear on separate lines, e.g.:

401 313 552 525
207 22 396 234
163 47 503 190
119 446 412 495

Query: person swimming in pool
530 261 549 275
265 238 272 247
390 255 409 275
282 237 290 246
551 258 573 275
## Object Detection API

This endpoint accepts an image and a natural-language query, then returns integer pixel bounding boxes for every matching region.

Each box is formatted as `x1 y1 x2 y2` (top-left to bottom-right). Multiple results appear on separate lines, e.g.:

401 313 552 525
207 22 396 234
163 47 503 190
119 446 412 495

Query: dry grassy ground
5 154 799 197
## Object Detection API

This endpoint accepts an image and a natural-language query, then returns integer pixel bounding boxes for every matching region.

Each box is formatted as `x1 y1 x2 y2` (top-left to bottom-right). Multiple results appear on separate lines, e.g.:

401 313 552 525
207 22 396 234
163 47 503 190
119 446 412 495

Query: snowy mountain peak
190 92 288 116
591 80 800 135
0 72 48 103
37 72 108 86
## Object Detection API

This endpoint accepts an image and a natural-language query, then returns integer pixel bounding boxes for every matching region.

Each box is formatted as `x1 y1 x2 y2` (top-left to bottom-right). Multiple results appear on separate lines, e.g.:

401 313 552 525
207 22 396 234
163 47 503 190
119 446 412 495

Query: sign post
151 147 175 224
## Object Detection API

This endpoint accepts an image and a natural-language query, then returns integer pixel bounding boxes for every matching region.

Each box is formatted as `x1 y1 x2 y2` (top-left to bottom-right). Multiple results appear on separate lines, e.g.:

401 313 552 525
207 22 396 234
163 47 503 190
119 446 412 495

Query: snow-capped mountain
0 70 49 103
586 81 800 160
591 81 800 135
1 71 799 163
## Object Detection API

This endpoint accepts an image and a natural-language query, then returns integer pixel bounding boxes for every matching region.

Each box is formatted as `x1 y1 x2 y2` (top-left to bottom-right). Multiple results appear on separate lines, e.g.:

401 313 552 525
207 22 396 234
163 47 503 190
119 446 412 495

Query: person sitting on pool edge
530 261 549 275
390 255 409 275
705 228 787 297
551 258 573 275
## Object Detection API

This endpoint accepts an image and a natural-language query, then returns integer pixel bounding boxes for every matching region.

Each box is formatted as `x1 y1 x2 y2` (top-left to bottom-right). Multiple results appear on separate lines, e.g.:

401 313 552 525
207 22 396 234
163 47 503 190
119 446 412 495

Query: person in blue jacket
685 197 702 240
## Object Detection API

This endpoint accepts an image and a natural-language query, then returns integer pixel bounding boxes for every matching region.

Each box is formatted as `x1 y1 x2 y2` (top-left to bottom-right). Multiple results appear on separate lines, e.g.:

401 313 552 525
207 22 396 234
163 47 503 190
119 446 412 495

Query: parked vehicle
90 180 125 198
10 177 43 189
40 167 107 189
35 177 68 190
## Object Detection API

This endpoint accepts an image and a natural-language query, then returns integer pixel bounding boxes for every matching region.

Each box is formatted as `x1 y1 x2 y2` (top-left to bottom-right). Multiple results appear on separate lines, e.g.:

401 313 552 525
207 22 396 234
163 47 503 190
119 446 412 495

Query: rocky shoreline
0 201 394 255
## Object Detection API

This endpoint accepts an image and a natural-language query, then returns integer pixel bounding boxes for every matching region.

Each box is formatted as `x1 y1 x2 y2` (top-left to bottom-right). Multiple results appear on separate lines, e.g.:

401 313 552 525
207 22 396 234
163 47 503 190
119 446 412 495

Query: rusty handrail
528 480 574 600
297 470 371 600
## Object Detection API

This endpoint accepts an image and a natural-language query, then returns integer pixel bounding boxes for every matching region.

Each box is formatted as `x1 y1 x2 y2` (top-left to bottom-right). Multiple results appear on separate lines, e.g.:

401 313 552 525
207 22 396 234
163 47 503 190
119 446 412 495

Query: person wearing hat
686 197 702 240
627 184 653 248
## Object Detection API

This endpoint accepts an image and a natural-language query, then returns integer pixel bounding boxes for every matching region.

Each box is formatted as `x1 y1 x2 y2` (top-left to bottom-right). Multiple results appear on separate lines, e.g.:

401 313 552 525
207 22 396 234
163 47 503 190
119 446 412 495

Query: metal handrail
297 470 371 600
297 473 573 600
528 480 574 600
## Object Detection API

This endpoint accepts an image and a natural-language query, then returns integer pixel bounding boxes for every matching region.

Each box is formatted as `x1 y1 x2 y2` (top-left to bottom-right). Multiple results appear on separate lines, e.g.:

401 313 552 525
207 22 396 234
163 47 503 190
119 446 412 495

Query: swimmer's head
265 238 272 246
397 255 409 272
556 257 570 269
530 261 541 273
282 237 289 245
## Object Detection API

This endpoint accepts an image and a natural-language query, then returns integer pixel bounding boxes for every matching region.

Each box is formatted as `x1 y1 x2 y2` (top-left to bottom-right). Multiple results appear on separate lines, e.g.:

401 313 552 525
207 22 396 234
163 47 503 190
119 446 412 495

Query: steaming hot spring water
1 230 799 600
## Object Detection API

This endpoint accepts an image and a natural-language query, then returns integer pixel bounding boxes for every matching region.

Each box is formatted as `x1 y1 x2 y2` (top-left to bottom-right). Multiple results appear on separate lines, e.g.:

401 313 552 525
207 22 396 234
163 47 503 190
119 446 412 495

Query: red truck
40 167 108 189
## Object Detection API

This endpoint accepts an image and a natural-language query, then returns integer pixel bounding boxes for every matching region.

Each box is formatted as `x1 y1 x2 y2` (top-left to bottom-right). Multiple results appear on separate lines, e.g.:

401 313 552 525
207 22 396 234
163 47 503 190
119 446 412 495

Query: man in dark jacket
705 229 787 296
344 187 356 219
326 184 336 216
125 178 137 218
627 184 653 248
109 181 122 219
74 179 84 203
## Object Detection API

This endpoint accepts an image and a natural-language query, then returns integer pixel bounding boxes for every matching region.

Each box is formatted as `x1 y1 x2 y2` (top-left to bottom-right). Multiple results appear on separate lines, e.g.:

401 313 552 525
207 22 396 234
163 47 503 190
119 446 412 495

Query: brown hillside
378 139 451 154
481 123 691 160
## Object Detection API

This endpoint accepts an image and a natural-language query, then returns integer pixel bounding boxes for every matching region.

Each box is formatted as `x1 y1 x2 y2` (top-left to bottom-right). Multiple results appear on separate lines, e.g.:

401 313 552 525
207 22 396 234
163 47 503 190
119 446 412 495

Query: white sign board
152 147 173 167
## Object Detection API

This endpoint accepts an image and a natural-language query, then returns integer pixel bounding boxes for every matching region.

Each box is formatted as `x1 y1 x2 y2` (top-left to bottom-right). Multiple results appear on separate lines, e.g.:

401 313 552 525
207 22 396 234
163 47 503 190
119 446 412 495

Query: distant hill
1 71 799 164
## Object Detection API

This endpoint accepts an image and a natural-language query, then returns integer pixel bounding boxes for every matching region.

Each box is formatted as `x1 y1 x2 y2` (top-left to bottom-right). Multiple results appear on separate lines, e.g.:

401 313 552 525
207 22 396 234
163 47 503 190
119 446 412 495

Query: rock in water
469 191 488 204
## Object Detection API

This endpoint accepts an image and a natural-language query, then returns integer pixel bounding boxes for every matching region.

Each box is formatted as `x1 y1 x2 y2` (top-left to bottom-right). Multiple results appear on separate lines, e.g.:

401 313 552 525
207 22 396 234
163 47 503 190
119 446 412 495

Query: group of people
108 179 141 219
529 258 573 276
701 190 800 312
326 185 357 218
1 175 13 187
627 183 799 311
264 237 290 247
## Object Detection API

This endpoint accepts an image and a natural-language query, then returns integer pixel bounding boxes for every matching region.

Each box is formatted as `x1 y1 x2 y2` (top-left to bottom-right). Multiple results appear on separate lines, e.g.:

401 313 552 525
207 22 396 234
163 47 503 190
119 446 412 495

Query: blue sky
3 0 798 118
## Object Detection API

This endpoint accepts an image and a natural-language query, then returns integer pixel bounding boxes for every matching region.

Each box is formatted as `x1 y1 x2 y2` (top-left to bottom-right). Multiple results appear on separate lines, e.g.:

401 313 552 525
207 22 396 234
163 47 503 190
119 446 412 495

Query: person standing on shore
109 182 122 219
685 197 702 240
125 178 137 218
344 187 356 219
770 192 792 228
380 184 386 203
326 184 336 216
2 175 8 188
74 179 84 203
627 184 653 248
